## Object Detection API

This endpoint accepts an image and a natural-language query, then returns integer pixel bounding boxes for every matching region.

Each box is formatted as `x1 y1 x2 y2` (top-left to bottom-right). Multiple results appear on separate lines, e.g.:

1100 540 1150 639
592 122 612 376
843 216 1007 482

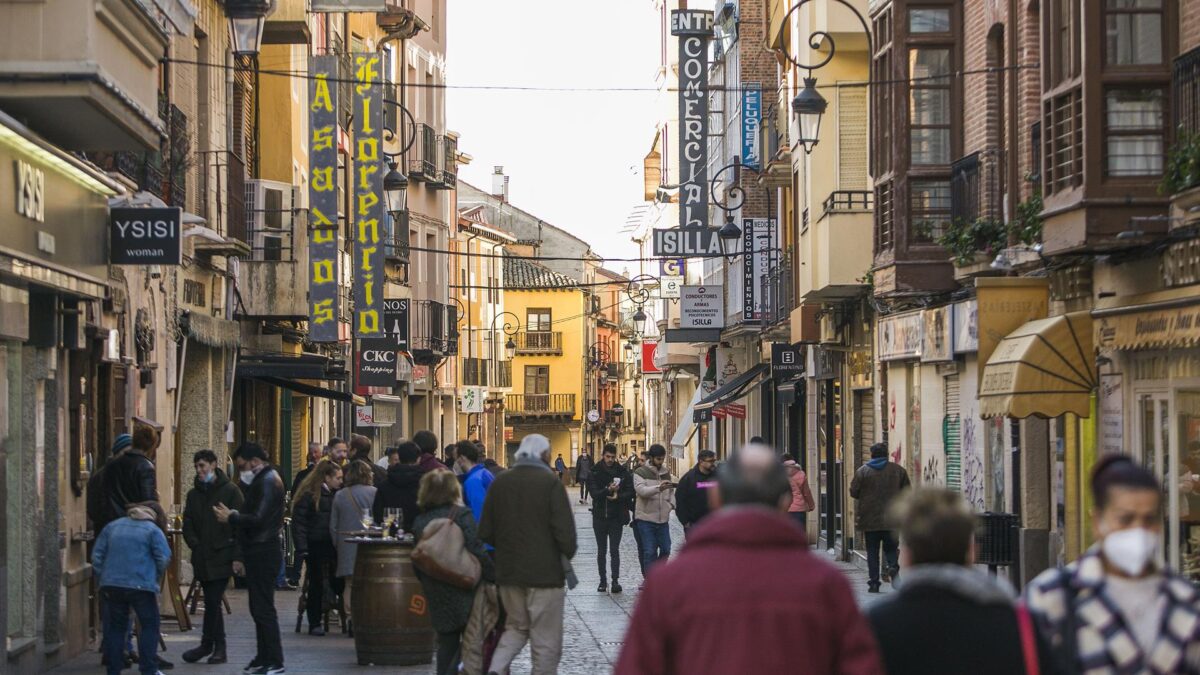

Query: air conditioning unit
819 312 840 344
245 179 296 261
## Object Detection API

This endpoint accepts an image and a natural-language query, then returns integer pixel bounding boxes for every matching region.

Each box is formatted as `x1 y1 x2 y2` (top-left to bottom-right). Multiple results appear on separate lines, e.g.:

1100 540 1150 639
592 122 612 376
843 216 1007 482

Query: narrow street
52 502 887 674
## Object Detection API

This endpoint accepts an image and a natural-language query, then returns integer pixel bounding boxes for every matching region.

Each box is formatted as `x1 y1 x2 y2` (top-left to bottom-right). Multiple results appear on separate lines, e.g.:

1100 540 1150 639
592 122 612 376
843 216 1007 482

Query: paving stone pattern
53 501 890 674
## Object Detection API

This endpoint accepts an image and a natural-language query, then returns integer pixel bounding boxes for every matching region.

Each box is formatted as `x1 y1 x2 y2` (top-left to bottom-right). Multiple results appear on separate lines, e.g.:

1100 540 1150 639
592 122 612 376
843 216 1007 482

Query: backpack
412 507 481 590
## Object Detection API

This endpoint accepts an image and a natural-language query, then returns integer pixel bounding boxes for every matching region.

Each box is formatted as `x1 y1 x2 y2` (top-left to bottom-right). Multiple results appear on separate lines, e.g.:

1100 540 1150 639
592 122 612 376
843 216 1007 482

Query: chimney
491 166 509 203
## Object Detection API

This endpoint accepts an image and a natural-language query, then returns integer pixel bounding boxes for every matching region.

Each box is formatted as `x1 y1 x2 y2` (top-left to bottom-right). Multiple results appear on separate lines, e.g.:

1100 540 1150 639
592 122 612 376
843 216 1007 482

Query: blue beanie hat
111 433 132 455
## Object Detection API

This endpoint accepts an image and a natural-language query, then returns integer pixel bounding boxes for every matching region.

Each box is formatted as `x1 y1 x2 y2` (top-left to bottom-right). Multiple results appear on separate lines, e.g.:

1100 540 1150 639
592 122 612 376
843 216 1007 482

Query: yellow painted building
501 251 588 465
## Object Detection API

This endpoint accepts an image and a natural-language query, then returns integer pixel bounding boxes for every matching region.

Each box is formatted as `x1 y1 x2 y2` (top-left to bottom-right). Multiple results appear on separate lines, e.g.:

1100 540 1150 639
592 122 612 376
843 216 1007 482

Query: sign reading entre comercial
353 52 384 337
681 285 724 329
308 55 340 343
670 9 713 230
109 207 182 265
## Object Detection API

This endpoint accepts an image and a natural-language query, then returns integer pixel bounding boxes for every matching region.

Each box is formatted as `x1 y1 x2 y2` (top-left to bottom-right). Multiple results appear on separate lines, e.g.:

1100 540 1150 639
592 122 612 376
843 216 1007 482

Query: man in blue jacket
92 501 171 675
456 440 493 523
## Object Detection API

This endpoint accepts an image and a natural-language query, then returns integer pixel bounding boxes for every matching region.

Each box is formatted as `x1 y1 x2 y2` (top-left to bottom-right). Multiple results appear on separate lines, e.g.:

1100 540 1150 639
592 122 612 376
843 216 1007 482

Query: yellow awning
979 312 1096 419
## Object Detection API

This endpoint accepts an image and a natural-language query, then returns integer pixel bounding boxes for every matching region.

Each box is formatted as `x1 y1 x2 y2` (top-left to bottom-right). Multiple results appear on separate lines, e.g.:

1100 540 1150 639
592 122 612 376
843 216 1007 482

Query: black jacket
675 465 717 528
353 455 388 487
868 564 1053 675
849 460 911 531
372 463 421 532
291 462 316 495
183 470 244 581
587 460 635 524
230 465 285 551
97 450 158 532
292 484 336 553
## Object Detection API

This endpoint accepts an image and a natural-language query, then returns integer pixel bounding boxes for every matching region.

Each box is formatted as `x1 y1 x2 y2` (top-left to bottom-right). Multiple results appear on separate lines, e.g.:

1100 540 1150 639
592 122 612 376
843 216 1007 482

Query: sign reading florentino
353 52 384 337
308 55 339 342
681 285 724 329
109 207 182 265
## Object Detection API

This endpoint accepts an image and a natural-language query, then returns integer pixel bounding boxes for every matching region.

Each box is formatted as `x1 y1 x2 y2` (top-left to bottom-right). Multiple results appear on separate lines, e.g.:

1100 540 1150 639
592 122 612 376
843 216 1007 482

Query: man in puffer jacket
633 444 675 575
850 442 911 593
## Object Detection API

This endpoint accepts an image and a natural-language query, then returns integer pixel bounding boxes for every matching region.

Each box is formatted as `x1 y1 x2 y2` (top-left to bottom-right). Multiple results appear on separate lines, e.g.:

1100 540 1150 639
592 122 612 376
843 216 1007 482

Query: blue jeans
635 520 671 573
101 587 159 675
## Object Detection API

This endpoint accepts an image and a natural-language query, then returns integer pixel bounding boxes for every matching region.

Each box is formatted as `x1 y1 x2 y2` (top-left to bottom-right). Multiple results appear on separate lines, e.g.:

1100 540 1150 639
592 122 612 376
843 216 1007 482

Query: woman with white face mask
1024 454 1200 674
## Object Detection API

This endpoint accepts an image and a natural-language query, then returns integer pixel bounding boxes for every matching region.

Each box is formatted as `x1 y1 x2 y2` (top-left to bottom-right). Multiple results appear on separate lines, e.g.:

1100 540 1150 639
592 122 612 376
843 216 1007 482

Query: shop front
1097 287 1200 582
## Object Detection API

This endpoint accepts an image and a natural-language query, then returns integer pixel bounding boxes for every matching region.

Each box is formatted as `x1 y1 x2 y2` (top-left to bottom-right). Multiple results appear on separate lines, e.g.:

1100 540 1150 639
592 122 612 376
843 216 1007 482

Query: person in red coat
615 443 884 675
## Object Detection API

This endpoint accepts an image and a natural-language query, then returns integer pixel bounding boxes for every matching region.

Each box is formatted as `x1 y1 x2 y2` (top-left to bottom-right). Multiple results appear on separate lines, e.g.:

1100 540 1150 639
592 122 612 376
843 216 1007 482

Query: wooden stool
184 577 232 615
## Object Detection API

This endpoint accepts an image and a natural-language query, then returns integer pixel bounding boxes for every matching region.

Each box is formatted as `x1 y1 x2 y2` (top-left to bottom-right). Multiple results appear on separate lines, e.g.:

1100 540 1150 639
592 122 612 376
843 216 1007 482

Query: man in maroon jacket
615 444 884 675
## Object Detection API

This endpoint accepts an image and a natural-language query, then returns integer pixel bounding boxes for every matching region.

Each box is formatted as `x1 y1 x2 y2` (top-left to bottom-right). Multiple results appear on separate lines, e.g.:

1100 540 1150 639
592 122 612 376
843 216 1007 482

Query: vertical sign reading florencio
670 10 713 230
308 56 339 342
353 52 384 336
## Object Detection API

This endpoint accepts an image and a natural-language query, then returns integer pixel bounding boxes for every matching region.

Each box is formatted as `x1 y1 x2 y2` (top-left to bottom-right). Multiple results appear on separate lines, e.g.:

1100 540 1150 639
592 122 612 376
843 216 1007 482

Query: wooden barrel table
350 538 434 666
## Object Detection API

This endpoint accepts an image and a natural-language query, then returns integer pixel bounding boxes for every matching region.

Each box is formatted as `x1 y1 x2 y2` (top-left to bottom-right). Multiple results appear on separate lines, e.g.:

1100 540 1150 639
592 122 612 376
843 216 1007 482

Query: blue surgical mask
201 471 215 483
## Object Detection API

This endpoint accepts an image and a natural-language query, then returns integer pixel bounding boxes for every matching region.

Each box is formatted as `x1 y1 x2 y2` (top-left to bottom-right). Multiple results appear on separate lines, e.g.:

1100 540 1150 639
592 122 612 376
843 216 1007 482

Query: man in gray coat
849 442 911 593
479 434 577 675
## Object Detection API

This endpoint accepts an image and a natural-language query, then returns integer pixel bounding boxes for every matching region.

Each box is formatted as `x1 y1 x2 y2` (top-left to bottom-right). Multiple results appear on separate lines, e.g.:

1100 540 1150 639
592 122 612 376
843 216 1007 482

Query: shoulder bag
412 506 482 590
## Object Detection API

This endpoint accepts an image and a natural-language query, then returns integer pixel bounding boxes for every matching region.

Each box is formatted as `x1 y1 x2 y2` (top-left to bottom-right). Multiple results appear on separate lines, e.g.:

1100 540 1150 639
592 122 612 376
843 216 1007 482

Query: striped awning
979 312 1096 419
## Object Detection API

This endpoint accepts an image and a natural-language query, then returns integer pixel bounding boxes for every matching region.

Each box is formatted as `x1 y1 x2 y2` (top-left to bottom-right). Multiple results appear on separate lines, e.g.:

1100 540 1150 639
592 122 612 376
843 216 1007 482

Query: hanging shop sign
357 337 397 387
671 9 713 230
693 407 714 423
811 346 837 380
953 299 978 353
976 278 1048 392
652 227 722 257
714 346 744 388
921 305 952 362
681 285 724 329
308 55 340 342
1099 373 1124 456
741 83 762 170
460 386 486 414
742 218 776 322
642 341 662 373
660 258 685 276
661 275 682 299
109 207 182 265
849 347 873 389
352 52 384 337
770 342 805 379
877 310 924 361
383 297 410 349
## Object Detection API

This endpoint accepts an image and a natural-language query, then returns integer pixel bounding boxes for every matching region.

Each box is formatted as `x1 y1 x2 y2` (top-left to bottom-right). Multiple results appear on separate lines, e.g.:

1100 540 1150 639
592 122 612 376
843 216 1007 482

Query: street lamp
624 275 657 337
710 159 758 258
384 160 408 221
489 311 521 364
632 308 647 335
777 0 872 154
222 0 276 57
505 336 517 360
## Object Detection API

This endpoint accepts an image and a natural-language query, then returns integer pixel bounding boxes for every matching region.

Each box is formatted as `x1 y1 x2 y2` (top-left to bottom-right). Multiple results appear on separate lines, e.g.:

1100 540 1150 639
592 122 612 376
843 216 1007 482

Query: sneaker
597 582 607 593
611 582 623 594
255 665 286 675
243 660 263 673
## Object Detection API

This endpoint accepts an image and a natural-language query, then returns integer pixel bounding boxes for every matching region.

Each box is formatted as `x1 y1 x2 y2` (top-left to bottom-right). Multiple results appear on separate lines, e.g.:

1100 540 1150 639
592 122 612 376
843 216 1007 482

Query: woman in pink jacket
783 458 815 530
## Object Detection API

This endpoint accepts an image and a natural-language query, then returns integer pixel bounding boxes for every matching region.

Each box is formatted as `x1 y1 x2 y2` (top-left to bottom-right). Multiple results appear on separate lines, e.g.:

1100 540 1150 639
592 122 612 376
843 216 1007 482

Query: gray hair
515 434 551 462
717 443 791 510
308 441 324 454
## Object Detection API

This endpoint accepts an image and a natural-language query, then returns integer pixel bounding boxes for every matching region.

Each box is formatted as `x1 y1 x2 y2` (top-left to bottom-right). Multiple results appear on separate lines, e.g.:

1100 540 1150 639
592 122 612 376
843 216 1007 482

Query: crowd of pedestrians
85 423 1200 675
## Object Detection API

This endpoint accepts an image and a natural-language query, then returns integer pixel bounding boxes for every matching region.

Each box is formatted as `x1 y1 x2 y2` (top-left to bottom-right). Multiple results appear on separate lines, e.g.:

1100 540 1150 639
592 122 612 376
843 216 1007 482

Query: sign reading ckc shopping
357 337 397 387
109 207 182 265
681 285 724 329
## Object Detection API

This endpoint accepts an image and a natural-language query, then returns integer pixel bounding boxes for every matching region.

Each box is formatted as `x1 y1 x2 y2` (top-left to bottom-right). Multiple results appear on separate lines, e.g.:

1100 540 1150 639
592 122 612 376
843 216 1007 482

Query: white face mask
1102 527 1159 576
240 470 255 484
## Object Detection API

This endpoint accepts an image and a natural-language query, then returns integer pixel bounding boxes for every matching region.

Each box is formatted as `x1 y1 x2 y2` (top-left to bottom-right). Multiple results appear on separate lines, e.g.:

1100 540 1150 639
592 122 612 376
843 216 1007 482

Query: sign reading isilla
109 207 182 265
353 52 384 336
308 55 340 342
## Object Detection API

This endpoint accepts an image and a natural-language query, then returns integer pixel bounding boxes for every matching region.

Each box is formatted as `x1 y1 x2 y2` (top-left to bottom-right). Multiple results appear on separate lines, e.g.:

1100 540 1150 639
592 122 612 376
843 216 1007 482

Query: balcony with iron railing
410 124 442 183
761 253 795 326
440 134 458 189
462 357 490 386
505 393 576 420
514 331 563 355
1175 46 1200 138
411 299 448 365
495 360 512 388
800 188 874 300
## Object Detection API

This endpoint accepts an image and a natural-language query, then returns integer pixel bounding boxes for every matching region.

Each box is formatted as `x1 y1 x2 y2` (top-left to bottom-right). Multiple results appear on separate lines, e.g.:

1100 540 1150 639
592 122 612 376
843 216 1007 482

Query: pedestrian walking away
456 440 494 524
587 443 635 593
291 460 343 635
372 441 423 532
615 443 883 675
411 469 496 675
868 488 1053 675
575 450 593 504
181 450 244 665
214 442 287 674
329 459 377 626
479 434 578 675
850 442 911 593
674 449 718 536
632 444 675 574
93 501 172 675
783 456 815 531
1025 454 1200 674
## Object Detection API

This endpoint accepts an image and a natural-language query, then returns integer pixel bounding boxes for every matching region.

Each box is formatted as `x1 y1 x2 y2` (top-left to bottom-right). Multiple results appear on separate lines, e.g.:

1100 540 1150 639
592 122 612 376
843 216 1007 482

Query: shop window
1105 88 1165 177
910 180 952 242
1105 0 1164 66
909 48 952 165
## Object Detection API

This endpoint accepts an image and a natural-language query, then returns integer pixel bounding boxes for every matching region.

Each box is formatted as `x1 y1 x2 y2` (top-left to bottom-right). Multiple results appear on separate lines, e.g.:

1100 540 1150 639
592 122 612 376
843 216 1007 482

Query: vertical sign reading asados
670 10 713 230
308 56 339 342
353 52 384 336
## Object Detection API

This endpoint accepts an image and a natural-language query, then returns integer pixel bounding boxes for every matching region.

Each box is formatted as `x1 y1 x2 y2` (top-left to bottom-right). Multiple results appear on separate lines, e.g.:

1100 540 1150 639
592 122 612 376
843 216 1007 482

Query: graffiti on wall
923 454 943 486
962 416 985 510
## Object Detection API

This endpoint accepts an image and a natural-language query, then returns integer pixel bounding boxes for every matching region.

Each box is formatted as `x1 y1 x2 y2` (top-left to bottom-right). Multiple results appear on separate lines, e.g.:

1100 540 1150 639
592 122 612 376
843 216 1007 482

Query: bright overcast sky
447 0 660 266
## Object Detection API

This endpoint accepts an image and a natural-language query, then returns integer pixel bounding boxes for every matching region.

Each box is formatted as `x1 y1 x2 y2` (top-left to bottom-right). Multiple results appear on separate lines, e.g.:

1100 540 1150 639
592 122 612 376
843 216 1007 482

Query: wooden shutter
838 87 868 189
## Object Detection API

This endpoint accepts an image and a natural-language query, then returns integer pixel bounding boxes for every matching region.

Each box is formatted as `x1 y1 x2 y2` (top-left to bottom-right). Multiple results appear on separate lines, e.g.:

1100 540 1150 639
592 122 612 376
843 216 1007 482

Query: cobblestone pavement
53 500 891 674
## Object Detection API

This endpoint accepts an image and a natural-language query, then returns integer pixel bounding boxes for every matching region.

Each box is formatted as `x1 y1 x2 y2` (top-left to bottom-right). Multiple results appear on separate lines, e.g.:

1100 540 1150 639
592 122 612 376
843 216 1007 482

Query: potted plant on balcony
1162 130 1200 223
933 217 1007 273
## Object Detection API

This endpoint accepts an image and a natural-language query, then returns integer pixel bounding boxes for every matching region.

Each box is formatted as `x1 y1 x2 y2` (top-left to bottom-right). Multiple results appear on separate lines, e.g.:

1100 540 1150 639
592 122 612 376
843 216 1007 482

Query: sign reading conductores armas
109 207 182 265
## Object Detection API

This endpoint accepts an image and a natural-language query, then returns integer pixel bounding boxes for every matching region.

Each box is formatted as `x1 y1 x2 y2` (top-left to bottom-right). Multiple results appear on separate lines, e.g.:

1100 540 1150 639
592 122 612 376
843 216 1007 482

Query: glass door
1175 391 1200 582
1138 393 1172 571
